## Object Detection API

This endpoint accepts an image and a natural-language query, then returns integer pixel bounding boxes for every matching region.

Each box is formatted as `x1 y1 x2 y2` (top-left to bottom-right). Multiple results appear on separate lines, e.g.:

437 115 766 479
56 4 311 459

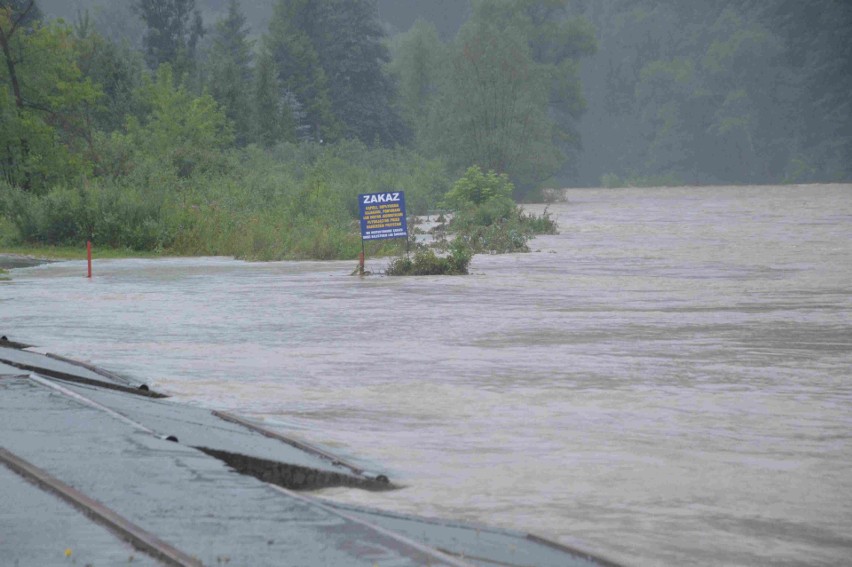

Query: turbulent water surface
2 184 851 566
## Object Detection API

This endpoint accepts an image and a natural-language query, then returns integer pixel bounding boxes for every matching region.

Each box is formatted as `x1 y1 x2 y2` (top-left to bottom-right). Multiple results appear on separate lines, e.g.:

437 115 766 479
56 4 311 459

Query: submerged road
0 343 615 566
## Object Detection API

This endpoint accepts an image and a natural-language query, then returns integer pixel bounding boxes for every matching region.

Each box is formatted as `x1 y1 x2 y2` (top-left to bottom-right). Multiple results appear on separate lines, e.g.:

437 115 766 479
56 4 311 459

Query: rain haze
2 1 851 566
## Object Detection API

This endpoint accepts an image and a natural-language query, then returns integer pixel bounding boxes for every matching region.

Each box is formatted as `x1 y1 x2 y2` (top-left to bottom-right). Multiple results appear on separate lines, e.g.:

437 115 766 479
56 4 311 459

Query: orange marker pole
86 240 92 278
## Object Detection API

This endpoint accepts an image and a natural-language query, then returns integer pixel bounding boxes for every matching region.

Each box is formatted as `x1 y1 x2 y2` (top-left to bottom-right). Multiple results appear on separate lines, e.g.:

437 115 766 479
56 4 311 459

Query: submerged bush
442 167 558 254
386 238 471 275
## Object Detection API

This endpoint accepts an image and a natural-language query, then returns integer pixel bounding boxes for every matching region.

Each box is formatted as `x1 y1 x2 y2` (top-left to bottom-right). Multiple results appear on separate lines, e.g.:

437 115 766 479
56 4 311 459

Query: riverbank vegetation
443 166 557 254
2 0 849 261
384 167 556 275
1 0 579 260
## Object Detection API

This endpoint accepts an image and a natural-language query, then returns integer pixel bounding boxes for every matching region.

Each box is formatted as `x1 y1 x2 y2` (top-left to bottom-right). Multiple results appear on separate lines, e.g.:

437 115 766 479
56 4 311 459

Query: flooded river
2 184 851 566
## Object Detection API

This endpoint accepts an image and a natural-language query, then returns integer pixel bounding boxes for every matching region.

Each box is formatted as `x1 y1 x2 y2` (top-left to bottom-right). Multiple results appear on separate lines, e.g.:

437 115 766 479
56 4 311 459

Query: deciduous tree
1 2 101 191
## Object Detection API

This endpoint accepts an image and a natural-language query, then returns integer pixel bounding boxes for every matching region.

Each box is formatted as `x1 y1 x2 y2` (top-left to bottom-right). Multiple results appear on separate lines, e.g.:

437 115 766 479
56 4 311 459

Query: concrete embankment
0 254 52 270
0 341 618 566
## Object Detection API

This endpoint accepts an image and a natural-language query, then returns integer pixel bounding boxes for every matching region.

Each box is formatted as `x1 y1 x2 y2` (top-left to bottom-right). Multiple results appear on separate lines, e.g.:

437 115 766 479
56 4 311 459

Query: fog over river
2 184 851 566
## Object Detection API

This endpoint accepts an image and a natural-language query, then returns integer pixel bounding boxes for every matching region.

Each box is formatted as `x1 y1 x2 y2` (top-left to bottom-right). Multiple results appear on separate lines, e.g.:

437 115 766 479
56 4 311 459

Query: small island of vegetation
384 166 557 276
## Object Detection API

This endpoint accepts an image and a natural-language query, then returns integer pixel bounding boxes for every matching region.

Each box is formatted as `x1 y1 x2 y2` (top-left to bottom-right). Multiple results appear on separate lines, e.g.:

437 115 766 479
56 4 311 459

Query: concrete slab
0 378 463 566
44 377 389 488
320 500 616 567
0 344 130 386
0 463 161 567
1 347 618 566
0 360 24 376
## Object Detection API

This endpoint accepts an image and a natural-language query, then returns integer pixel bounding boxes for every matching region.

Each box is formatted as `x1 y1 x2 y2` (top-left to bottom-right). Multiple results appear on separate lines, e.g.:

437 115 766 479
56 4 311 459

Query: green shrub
386 238 471 275
1 182 172 250
439 166 558 254
2 185 83 245
518 206 558 235
456 220 529 254
1 139 451 261
443 165 513 208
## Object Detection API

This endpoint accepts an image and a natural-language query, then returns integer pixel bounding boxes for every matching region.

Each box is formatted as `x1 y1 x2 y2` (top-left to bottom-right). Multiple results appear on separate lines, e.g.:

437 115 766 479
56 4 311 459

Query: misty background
33 0 852 187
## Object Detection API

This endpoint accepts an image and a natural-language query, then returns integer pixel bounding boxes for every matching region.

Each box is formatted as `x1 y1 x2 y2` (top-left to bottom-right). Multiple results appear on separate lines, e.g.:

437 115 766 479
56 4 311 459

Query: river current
2 184 851 566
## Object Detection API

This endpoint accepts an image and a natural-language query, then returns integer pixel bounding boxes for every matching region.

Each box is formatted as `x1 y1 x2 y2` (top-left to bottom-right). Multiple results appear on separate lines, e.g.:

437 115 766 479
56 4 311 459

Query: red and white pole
86 240 92 278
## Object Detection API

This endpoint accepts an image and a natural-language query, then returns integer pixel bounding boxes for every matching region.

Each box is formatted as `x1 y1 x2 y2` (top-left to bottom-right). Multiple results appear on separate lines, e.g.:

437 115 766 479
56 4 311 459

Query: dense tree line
389 0 595 193
0 0 849 257
0 0 412 195
577 0 852 186
0 0 451 258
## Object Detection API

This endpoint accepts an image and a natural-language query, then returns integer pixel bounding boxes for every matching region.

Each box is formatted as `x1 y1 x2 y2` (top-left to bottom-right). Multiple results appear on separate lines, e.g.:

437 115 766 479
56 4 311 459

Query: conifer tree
265 0 339 143
207 0 253 145
310 0 406 146
251 47 295 147
133 0 204 78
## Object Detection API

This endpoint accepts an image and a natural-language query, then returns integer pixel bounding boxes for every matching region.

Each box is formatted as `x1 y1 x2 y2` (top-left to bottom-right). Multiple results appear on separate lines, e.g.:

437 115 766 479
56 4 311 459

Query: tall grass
1 140 450 260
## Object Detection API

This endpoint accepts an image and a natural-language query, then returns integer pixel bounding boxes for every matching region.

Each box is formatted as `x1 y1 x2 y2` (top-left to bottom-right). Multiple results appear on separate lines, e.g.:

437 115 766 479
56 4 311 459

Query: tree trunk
0 0 35 109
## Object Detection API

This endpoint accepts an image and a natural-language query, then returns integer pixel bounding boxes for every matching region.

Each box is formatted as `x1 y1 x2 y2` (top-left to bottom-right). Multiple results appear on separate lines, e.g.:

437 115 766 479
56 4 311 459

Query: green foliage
387 19 446 151
74 28 145 133
391 1 596 194
1 181 170 249
3 2 581 265
130 64 234 154
600 173 622 188
442 166 557 254
308 0 407 146
460 196 516 228
206 0 255 146
1 11 102 192
266 0 340 142
133 0 203 76
783 156 818 185
441 19 558 190
443 165 513 207
1 137 449 260
386 238 471 276
250 48 296 147
456 221 530 254
450 205 557 254
578 1 851 185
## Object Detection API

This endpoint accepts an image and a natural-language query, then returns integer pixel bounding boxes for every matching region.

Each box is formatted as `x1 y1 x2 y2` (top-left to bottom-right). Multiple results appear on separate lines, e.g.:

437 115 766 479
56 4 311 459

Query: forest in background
1 0 850 258
578 0 852 187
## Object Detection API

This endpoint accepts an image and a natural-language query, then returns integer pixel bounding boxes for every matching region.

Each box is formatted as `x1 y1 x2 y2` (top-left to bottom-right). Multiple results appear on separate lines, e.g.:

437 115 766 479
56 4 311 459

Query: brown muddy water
2 184 851 566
